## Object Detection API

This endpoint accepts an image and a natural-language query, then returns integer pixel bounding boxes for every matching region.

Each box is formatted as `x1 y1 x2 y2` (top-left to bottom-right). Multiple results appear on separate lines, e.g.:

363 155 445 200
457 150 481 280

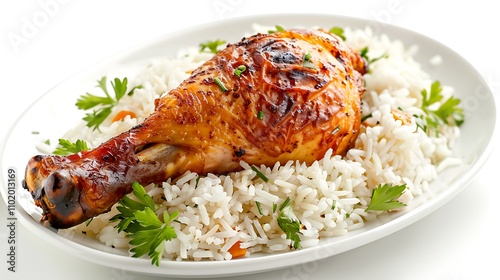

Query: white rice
55 25 461 261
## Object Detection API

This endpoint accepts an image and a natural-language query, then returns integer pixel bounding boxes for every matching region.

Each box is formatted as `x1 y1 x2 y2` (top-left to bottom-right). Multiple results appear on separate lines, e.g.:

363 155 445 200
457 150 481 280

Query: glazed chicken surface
23 28 367 229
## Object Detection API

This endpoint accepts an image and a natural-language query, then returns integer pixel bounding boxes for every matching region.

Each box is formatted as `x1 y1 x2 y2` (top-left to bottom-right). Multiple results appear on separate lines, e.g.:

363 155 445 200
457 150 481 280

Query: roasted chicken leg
23 28 367 229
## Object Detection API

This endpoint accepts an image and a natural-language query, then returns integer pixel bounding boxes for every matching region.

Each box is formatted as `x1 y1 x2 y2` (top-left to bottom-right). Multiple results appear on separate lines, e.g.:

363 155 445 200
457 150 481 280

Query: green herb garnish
277 197 302 249
199 39 226 54
234 65 247 77
361 113 373 123
251 165 269 182
195 176 201 189
110 182 178 266
304 52 312 61
365 183 407 212
214 77 228 92
360 46 388 64
85 217 94 227
417 81 464 136
257 110 264 120
268 25 285 34
302 52 316 69
329 27 346 40
76 77 142 130
255 201 263 216
279 197 292 211
53 139 90 155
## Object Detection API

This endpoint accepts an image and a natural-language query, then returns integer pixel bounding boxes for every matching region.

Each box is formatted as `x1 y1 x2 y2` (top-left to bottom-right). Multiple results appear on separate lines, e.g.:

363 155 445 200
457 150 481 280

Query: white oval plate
0 14 495 278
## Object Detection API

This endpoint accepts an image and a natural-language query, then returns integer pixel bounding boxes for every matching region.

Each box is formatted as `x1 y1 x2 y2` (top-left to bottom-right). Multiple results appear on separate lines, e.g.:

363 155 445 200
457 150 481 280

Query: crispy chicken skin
23 28 367 229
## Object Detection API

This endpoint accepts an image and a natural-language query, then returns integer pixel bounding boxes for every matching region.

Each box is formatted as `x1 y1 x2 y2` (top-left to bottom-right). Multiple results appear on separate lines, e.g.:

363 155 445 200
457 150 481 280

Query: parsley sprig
365 183 407 212
360 46 388 64
53 139 89 156
199 39 226 54
76 77 142 130
417 81 464 135
329 26 346 40
277 197 302 249
267 25 285 34
110 182 178 266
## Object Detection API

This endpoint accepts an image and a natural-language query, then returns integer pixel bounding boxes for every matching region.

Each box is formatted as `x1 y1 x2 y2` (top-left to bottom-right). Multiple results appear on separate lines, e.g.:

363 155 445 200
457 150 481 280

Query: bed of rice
52 24 460 261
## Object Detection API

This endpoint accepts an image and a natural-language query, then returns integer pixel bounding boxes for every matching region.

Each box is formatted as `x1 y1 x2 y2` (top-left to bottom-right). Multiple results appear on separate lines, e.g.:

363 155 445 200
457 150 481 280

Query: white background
1 0 498 279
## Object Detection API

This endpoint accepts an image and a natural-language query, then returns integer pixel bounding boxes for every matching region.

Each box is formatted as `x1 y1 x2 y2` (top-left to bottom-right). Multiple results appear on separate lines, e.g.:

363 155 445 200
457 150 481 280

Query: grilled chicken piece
23 28 367 229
